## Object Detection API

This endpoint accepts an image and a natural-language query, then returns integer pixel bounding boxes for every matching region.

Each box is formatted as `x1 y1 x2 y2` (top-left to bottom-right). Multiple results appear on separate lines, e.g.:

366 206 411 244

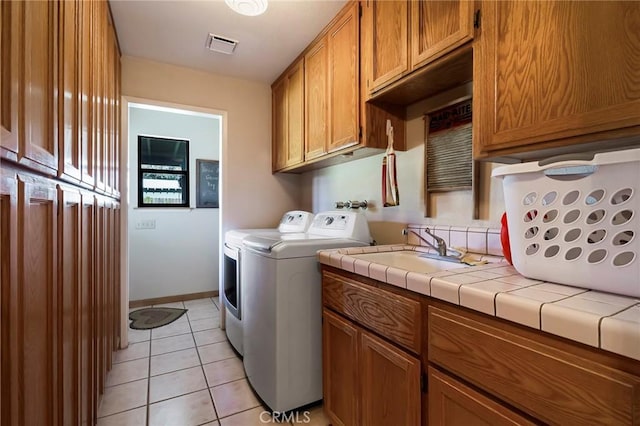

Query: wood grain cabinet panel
474 1 640 158
1 0 21 161
58 186 82 425
428 367 536 426
286 60 304 167
323 271 421 354
323 309 360 426
22 1 59 173
80 192 96 426
322 268 422 426
272 58 305 172
304 40 329 160
410 0 474 69
79 0 95 187
369 1 408 90
366 0 473 95
328 2 359 152
360 331 421 426
18 175 59 426
428 305 640 425
272 78 288 171
0 171 18 425
59 0 82 182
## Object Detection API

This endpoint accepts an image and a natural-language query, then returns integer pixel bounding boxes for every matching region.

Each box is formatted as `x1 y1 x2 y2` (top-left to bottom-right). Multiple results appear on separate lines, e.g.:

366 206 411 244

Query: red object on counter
501 212 513 265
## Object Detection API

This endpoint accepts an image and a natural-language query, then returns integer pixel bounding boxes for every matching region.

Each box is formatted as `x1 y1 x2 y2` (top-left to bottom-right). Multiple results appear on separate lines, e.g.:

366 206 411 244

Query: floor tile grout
104 298 319 426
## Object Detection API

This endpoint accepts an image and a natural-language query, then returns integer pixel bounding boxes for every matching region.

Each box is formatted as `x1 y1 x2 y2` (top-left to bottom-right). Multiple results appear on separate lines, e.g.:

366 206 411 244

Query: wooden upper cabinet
410 0 474 69
272 78 288 171
79 0 95 187
59 0 81 182
22 1 59 173
272 58 305 172
328 2 360 152
304 39 329 160
286 60 304 167
474 1 640 159
1 0 21 161
367 0 474 95
369 1 408 91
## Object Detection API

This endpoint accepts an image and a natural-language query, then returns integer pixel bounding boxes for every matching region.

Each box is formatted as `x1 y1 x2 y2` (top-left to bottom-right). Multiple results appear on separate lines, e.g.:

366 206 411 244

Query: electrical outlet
135 219 156 230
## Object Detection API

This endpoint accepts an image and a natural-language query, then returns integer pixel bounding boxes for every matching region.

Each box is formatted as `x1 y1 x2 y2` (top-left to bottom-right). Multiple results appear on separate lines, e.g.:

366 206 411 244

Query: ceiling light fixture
225 0 268 16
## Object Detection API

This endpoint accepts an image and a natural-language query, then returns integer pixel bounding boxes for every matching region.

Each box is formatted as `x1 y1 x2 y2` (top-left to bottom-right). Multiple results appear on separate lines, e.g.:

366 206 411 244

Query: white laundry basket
492 148 640 297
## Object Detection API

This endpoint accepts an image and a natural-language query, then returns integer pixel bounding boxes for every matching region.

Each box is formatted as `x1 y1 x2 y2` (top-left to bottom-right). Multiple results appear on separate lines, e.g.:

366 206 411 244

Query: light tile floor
98 297 331 426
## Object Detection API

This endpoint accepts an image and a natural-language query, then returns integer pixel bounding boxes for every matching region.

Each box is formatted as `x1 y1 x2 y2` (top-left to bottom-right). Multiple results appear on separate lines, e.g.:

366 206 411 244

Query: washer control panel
308 211 371 243
278 211 314 233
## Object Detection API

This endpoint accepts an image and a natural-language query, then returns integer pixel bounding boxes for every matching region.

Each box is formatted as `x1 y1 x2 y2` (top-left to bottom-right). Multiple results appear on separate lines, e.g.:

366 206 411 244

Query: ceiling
109 0 347 84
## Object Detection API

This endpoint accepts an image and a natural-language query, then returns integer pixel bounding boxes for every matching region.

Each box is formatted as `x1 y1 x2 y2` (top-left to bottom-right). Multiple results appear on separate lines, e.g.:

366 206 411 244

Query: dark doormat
129 307 188 330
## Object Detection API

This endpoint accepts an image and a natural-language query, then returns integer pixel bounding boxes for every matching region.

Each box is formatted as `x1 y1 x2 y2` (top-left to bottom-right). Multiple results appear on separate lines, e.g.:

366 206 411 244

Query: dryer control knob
324 216 334 226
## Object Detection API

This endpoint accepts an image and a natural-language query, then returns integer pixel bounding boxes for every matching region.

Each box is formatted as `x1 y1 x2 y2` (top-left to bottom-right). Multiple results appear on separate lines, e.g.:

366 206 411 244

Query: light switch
135 219 156 230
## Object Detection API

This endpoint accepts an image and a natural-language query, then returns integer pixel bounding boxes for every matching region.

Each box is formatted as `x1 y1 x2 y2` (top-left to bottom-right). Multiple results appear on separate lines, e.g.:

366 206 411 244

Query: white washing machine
223 211 314 355
242 211 371 412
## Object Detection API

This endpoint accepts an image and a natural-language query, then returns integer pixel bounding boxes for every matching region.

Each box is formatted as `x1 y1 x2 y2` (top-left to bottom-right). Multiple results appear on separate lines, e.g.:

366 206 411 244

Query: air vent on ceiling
205 33 238 54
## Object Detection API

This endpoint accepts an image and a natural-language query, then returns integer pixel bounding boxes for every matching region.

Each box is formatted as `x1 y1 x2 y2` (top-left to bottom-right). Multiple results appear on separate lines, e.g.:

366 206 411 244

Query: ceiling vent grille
205 33 238 54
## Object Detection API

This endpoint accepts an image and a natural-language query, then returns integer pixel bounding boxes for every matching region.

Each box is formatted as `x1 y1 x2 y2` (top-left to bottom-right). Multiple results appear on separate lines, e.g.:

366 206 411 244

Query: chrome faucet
402 228 448 256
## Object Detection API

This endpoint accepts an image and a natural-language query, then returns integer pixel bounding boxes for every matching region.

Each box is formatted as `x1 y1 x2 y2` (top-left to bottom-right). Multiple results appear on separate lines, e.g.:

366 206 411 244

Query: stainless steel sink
351 251 469 274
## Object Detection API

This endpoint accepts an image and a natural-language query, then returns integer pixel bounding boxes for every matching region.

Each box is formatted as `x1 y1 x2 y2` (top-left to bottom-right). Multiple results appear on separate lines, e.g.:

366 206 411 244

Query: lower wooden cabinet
428 367 535 426
0 167 120 426
322 307 421 426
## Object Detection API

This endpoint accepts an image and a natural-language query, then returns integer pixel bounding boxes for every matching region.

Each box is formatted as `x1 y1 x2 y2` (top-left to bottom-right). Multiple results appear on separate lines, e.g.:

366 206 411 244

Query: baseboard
129 290 219 308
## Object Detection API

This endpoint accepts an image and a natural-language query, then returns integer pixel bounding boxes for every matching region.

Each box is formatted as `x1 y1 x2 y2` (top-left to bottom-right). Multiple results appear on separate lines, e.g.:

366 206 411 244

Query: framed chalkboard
196 159 219 208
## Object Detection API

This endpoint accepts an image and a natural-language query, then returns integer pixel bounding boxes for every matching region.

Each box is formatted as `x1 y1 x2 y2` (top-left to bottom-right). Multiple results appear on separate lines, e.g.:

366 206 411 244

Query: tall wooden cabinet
474 1 640 159
0 1 121 424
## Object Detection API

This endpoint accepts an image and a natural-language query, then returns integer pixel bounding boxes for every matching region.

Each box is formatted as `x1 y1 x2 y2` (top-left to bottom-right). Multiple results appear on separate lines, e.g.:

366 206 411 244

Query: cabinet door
17 175 59 426
272 78 287 171
360 330 421 426
429 367 535 426
410 0 474 69
328 2 359 152
369 1 408 91
59 0 81 182
58 186 82 425
22 1 59 173
1 0 21 161
323 309 359 426
79 0 95 187
474 1 640 157
305 39 329 160
286 60 304 167
93 1 106 191
80 192 95 426
0 171 18 425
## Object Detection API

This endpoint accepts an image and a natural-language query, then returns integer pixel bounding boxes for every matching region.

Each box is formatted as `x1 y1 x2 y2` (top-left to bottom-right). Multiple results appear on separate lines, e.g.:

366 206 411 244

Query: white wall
301 84 506 244
128 106 220 300
121 56 301 231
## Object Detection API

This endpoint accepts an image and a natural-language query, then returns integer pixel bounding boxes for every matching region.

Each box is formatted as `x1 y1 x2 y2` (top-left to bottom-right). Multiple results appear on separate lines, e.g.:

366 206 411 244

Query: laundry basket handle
538 152 595 166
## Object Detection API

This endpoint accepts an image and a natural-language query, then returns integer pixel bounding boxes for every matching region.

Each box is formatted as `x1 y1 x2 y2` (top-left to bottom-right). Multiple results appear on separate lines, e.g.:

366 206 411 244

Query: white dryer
223 211 314 355
242 211 371 412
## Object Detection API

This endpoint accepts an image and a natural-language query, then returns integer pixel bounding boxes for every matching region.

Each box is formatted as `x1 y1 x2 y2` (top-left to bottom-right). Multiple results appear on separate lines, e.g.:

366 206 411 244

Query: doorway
121 98 225 346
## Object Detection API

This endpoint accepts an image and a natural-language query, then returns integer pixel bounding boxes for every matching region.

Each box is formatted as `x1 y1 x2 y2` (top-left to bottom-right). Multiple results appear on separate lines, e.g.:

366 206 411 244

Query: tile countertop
317 244 640 362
